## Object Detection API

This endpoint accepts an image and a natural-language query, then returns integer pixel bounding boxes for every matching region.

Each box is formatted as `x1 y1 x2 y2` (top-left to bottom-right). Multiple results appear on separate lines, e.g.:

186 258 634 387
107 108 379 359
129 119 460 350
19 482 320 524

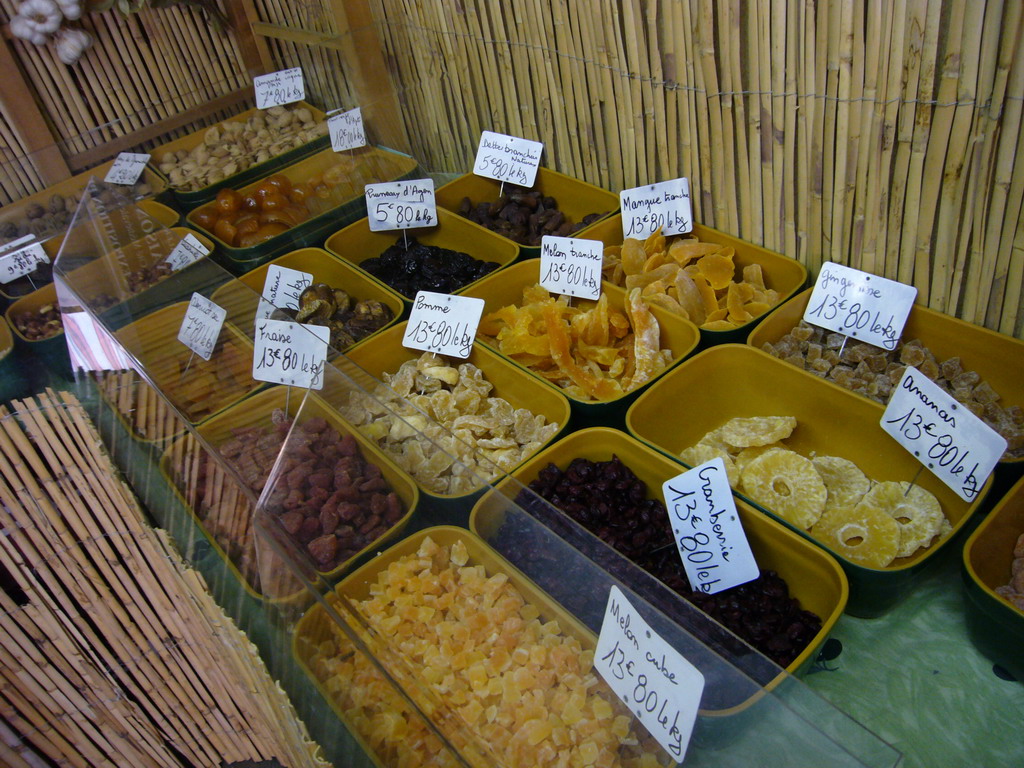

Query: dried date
456 188 606 246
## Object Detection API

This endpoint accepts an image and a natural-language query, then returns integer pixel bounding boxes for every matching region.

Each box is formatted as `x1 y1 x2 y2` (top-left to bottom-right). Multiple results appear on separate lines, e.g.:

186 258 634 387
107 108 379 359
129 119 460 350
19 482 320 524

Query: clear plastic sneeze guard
46 173 901 768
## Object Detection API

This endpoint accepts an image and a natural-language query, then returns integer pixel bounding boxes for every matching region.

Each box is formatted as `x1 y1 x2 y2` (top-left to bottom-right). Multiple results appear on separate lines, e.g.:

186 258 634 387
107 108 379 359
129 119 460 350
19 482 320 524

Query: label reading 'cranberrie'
595 586 704 762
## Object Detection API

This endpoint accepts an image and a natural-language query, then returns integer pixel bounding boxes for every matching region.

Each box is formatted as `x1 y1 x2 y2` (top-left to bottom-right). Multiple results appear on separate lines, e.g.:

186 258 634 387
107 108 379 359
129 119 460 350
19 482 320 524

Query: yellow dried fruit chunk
733 443 785 474
857 481 944 557
741 448 827 529
719 415 797 448
812 455 871 510
696 252 736 291
810 504 900 568
678 442 739 486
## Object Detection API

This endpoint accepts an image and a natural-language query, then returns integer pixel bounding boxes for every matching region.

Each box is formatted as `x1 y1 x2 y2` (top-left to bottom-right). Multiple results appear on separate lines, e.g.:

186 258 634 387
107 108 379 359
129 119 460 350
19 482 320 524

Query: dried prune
360 236 499 297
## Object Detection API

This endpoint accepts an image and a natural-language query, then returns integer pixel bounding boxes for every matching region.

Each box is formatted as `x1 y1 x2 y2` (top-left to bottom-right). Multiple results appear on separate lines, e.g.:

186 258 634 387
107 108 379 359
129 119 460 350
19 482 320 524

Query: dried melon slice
740 448 827 529
811 504 900 568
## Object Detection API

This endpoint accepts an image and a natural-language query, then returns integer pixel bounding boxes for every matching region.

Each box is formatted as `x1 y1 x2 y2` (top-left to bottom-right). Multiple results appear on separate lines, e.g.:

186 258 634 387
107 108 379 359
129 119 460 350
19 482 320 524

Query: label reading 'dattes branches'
539 235 602 300
595 587 704 762
256 265 314 320
803 262 917 350
882 366 1006 502
104 153 150 186
0 243 48 284
164 233 210 272
329 107 367 152
252 319 329 390
619 179 693 240
365 179 436 232
402 292 484 359
661 458 759 595
177 293 225 361
473 130 543 188
253 67 305 110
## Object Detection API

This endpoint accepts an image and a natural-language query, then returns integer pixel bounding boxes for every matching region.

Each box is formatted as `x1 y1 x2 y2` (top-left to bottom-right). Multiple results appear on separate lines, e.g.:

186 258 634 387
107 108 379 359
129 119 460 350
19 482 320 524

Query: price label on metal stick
256 265 313 320
0 242 48 283
365 179 437 231
804 262 917 350
254 67 305 109
252 319 329 389
662 458 758 595
402 292 483 359
473 130 543 187
881 366 1005 501
104 153 150 186
539 235 602 300
177 293 225 361
329 107 367 152
164 233 209 271
619 178 693 239
595 587 704 762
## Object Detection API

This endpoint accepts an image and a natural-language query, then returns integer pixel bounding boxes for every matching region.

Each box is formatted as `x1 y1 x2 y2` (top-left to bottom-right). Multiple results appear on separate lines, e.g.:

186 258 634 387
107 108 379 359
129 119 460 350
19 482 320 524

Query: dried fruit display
515 455 823 668
762 320 1024 458
157 105 327 191
276 282 393 350
995 533 1024 612
12 302 63 340
341 353 560 495
456 188 607 246
220 409 404 571
360 236 501 297
159 336 257 423
602 229 781 329
307 535 669 768
477 285 672 401
681 417 951 567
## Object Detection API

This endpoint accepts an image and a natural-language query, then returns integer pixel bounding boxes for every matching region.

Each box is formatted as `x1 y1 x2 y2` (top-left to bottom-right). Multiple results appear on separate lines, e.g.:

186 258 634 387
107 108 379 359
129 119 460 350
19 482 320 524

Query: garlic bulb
16 0 63 35
54 27 91 65
8 14 49 45
55 0 81 21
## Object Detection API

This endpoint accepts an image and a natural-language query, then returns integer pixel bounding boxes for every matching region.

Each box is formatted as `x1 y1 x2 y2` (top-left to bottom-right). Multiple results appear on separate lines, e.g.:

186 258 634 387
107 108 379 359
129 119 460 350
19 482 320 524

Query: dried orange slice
719 416 797 448
740 448 826 528
857 481 944 557
812 455 871 510
810 504 900 568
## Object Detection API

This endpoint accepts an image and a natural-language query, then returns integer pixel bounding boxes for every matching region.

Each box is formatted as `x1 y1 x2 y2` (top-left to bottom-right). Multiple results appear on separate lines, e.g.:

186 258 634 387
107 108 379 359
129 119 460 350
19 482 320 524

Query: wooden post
224 0 275 77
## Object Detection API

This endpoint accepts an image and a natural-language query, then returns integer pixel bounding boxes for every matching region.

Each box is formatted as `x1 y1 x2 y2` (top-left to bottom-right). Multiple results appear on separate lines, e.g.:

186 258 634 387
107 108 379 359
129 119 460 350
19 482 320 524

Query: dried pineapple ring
810 504 900 568
741 448 827 529
812 455 871 510
733 443 785 474
719 415 798 448
678 443 740 486
857 481 944 557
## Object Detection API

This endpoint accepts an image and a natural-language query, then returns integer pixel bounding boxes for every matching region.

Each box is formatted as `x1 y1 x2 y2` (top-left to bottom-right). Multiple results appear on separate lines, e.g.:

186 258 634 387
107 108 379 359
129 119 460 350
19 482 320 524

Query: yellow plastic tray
327 321 573 504
113 302 262 425
470 427 847 693
323 206 520 301
626 344 990 616
748 286 1024 466
434 167 619 256
460 259 701 421
210 247 405 345
962 474 1024 681
583 213 808 344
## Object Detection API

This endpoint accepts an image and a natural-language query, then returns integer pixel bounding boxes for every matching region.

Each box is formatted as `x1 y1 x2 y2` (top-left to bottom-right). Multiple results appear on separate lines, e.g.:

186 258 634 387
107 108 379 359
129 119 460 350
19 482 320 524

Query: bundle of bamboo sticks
0 389 324 768
93 369 187 445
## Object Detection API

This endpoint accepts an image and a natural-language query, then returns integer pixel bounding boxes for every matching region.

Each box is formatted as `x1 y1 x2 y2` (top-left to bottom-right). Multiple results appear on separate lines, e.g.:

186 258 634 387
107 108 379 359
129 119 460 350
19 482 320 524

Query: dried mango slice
624 287 665 390
810 504 900 568
673 271 706 324
742 263 766 291
705 308 729 323
857 481 944 558
719 416 797 448
812 455 871 510
643 228 667 257
621 238 647 276
692 272 719 315
696 252 736 291
703 319 736 331
741 448 827 529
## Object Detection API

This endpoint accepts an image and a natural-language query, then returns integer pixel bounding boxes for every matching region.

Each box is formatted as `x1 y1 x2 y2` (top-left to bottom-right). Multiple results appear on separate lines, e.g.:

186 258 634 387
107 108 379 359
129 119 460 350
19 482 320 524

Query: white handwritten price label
595 587 704 762
253 67 305 109
0 242 48 284
403 292 483 359
252 319 329 389
329 107 367 152
256 265 314 320
539 235 602 300
619 178 693 239
882 367 1006 502
177 293 225 361
473 130 543 188
804 262 917 350
104 153 150 186
662 458 759 595
365 179 437 231
164 233 210 272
